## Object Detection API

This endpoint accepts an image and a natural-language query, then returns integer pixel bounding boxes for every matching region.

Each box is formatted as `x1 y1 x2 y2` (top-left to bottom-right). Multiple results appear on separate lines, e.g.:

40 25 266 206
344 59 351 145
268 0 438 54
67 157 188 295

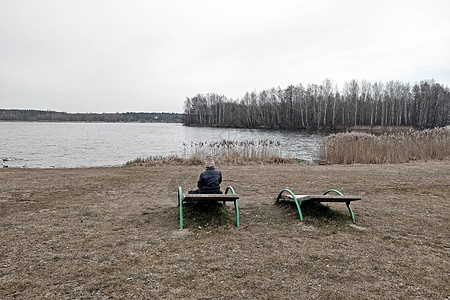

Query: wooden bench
178 186 240 229
276 189 362 222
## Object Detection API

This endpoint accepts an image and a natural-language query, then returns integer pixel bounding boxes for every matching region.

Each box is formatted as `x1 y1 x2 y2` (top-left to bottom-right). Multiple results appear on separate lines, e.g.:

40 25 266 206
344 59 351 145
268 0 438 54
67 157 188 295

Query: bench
178 186 240 229
276 189 361 222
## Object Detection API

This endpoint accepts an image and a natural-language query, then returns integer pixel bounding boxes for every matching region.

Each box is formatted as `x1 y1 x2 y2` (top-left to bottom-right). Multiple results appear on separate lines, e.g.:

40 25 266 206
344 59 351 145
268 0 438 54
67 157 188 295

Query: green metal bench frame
276 189 361 222
178 186 240 229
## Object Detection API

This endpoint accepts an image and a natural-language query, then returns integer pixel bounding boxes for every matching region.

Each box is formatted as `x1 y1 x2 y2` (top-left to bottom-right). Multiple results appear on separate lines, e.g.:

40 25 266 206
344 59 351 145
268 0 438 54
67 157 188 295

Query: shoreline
1 156 447 170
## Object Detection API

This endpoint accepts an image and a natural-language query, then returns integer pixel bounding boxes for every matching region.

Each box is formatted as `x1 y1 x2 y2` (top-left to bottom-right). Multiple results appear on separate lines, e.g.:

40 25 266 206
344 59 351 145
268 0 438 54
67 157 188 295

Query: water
1 122 328 168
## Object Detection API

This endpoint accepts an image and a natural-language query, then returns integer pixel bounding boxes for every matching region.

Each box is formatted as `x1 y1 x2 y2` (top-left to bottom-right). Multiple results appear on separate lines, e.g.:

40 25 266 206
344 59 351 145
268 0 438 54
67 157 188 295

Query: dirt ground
1 161 449 299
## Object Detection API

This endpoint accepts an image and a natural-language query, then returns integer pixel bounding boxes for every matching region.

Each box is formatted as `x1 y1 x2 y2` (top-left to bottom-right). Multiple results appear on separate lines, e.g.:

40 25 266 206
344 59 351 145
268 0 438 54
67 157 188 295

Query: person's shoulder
206 168 221 174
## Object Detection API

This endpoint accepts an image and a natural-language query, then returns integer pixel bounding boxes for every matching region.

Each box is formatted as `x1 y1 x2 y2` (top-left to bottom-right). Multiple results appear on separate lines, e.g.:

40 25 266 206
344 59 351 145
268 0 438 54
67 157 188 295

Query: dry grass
126 139 293 166
320 127 450 164
1 161 449 299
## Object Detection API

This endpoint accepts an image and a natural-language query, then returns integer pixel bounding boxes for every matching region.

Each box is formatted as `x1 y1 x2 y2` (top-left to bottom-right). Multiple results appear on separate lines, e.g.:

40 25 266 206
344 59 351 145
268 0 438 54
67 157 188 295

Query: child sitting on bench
189 155 222 194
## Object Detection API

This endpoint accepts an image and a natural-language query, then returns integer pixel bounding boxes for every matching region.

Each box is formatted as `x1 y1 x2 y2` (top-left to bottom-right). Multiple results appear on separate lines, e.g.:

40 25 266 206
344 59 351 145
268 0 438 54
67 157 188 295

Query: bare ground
1 161 449 299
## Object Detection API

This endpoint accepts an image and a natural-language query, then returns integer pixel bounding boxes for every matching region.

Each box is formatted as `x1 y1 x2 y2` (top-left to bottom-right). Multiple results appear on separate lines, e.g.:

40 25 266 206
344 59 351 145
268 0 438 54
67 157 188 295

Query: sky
1 0 449 113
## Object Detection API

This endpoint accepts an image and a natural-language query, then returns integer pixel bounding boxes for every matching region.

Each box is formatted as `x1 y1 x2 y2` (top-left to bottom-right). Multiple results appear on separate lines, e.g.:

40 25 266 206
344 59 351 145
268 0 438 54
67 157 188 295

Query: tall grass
125 139 293 166
320 127 450 164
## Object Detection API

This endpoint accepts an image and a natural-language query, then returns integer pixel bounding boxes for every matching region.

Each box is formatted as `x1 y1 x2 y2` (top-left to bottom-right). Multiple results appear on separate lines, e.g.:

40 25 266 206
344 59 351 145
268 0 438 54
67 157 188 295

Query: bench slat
183 194 240 202
287 194 361 202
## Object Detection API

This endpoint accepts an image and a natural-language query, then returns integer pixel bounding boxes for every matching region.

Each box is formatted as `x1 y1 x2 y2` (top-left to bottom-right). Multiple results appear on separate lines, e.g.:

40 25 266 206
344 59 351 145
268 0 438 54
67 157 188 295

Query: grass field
1 161 449 299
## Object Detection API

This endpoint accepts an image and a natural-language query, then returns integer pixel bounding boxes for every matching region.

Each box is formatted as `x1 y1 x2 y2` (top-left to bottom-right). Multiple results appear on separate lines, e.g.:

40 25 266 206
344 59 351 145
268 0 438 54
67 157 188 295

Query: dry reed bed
320 127 450 164
126 139 292 166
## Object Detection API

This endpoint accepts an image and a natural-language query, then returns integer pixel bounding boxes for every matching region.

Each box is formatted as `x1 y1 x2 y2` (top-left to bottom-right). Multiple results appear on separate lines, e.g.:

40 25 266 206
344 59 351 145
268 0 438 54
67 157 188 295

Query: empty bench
276 189 362 222
178 186 240 229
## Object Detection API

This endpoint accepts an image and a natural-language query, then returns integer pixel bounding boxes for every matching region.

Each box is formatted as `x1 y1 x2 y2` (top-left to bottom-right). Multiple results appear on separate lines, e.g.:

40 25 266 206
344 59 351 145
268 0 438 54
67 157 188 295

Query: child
189 155 222 194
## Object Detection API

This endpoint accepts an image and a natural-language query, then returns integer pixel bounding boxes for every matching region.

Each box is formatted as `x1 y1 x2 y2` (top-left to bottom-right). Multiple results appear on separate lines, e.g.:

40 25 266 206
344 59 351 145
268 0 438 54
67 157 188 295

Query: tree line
0 109 183 123
184 79 449 129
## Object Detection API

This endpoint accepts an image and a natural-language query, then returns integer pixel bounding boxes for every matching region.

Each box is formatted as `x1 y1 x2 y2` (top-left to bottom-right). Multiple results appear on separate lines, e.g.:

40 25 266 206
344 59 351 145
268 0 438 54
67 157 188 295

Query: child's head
205 155 215 168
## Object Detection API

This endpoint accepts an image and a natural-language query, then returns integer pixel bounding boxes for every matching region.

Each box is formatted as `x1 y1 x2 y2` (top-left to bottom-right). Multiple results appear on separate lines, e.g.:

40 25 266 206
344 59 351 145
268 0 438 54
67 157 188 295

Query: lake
1 122 328 168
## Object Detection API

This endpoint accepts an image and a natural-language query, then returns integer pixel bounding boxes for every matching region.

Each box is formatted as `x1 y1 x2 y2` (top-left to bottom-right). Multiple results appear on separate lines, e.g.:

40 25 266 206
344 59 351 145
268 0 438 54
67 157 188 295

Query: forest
183 79 449 129
0 110 183 123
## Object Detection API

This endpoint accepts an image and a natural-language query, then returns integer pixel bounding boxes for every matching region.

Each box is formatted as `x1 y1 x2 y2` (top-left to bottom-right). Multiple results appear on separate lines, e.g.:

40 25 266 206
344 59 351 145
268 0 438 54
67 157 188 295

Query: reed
126 139 293 166
125 155 199 166
319 127 450 164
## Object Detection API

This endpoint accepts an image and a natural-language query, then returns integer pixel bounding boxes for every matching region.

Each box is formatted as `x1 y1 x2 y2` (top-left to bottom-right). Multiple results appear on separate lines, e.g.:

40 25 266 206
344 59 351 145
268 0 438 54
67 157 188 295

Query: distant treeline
184 79 450 129
0 109 183 123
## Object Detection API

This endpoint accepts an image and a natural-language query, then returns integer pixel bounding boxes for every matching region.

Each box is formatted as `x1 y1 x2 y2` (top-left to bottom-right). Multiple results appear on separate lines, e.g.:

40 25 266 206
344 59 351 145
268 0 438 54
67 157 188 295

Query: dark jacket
197 167 222 194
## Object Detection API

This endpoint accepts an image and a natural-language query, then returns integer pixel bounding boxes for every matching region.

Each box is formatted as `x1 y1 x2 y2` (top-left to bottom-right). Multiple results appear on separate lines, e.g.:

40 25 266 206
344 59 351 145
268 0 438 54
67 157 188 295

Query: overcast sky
1 0 449 113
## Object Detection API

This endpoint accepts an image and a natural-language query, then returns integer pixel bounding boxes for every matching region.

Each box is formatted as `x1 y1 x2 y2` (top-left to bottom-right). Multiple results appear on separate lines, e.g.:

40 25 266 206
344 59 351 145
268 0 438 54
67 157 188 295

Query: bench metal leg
234 200 240 228
325 189 356 222
178 187 184 229
277 189 304 221
346 201 356 222
226 186 239 228
323 189 344 196
295 200 303 221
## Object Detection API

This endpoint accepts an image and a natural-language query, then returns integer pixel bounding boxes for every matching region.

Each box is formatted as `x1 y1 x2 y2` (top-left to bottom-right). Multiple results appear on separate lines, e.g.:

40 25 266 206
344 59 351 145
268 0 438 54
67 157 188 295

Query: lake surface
1 122 328 168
